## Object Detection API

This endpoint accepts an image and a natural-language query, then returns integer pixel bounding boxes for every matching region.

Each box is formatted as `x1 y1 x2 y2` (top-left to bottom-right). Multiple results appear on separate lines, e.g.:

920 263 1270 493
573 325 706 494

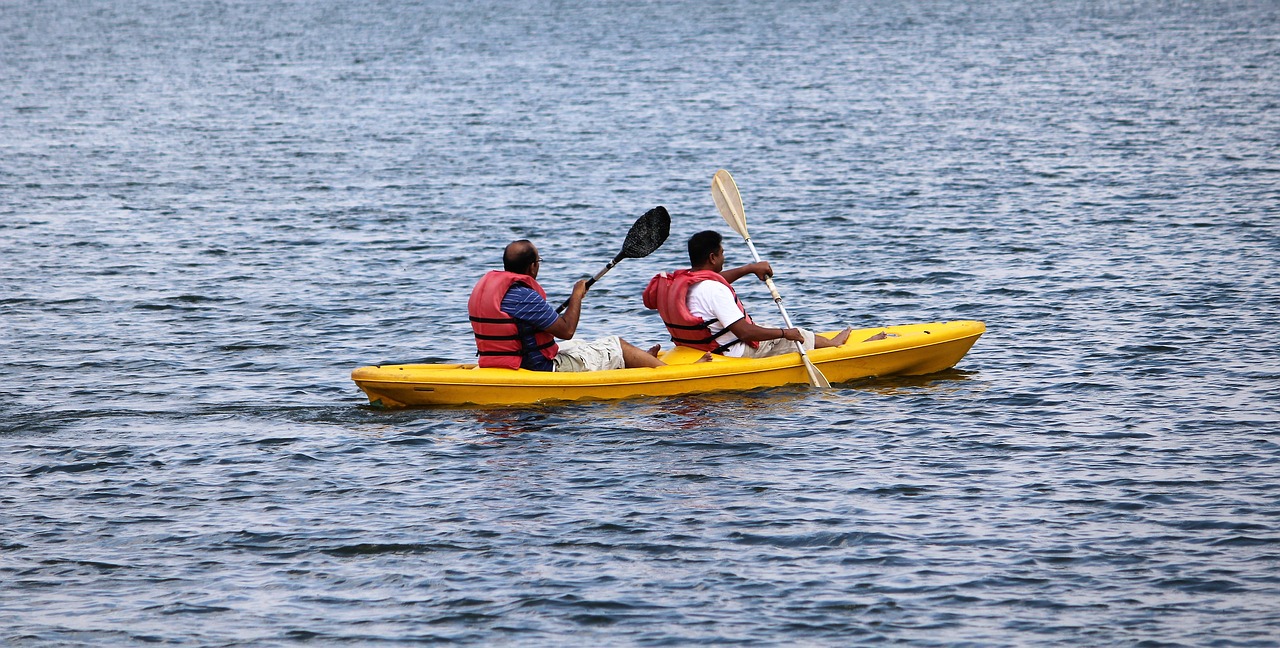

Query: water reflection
474 408 555 438
855 368 979 396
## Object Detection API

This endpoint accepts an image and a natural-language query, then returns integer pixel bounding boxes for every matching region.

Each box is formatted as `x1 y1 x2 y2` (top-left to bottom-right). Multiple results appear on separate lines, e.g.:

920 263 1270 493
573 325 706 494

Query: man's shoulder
502 284 558 326
688 279 733 300
687 279 740 321
503 284 545 302
505 284 539 295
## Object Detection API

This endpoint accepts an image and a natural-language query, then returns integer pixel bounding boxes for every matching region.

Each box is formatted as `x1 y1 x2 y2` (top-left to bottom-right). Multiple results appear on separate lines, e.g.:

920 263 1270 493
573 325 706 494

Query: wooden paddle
556 206 671 314
711 170 831 388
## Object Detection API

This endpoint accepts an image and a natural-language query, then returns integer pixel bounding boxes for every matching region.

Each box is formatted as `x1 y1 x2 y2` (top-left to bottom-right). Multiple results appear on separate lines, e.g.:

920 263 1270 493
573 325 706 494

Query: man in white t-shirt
643 231 851 358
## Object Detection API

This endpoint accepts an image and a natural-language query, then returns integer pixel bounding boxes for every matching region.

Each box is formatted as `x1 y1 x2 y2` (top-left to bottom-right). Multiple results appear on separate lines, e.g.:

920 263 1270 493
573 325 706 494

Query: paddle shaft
744 239 832 388
555 251 624 314
741 238 803 345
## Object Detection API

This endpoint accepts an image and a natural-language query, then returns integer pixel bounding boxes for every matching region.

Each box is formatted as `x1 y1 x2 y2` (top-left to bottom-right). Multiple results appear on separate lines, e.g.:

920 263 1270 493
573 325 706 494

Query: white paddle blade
711 169 749 239
802 356 832 388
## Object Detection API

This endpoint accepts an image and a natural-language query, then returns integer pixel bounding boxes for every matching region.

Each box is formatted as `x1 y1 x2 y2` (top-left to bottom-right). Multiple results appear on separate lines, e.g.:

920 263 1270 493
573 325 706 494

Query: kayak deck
352 320 984 407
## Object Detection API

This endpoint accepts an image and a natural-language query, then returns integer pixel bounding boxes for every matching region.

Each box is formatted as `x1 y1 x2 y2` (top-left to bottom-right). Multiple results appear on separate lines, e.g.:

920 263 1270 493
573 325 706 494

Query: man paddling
643 230 851 358
469 240 666 371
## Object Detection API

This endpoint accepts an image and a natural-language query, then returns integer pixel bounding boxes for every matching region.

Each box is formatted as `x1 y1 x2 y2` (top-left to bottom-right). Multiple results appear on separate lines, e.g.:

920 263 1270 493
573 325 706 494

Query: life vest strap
665 319 719 330
469 315 515 324
474 333 522 341
662 319 737 341
476 339 556 356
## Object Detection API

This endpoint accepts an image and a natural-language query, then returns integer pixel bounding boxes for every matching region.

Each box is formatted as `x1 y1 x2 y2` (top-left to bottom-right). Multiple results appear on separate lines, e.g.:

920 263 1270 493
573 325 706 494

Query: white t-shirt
687 280 750 357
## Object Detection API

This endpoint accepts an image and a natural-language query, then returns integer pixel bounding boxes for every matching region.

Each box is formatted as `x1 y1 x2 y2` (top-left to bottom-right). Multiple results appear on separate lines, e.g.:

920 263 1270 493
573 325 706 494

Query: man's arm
718 262 799 341
719 261 773 284
543 279 588 339
694 280 796 345
726 318 804 344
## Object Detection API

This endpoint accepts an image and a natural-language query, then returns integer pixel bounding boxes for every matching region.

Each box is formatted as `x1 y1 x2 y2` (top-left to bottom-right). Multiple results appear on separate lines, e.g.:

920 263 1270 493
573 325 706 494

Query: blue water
3 0 1279 644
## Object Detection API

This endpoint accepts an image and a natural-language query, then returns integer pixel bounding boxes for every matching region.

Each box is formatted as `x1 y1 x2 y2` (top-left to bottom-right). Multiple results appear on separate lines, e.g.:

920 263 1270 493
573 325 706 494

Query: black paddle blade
619 206 671 259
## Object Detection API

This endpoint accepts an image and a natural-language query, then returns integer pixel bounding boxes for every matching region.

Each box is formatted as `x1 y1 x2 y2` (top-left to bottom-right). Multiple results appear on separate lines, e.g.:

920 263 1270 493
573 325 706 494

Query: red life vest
468 270 559 370
643 269 758 353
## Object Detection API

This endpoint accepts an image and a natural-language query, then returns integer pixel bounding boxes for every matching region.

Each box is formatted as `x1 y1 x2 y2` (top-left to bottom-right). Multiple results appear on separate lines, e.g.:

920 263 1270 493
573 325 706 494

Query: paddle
711 170 831 388
555 206 671 314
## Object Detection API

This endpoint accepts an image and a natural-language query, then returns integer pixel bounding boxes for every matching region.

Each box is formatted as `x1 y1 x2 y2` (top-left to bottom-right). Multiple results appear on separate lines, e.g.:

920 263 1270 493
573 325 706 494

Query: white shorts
739 328 816 359
553 335 625 372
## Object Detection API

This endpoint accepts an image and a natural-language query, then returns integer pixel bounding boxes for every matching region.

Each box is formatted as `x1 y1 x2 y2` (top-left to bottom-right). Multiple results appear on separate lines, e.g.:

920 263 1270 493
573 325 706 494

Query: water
3 0 1278 644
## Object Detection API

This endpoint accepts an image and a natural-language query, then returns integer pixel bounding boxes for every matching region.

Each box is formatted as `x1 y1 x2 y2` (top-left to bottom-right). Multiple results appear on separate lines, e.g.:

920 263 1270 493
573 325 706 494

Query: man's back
500 285 558 370
687 281 748 357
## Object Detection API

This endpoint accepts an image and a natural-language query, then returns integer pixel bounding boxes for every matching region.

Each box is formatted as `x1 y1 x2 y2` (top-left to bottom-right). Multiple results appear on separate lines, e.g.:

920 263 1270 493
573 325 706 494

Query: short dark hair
688 230 722 266
503 239 538 274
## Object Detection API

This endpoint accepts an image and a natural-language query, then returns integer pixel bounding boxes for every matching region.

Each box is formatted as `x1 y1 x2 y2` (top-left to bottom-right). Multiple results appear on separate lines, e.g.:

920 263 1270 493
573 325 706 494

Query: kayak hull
352 320 984 407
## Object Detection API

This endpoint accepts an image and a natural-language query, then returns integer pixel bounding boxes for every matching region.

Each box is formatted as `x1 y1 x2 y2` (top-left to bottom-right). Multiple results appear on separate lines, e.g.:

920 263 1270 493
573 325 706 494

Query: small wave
155 603 234 615
1155 577 1247 594
321 542 468 556
38 557 127 570
245 437 299 446
26 461 123 476
217 342 291 351
132 303 195 311
1209 535 1280 547
729 531 903 548
1161 519 1270 532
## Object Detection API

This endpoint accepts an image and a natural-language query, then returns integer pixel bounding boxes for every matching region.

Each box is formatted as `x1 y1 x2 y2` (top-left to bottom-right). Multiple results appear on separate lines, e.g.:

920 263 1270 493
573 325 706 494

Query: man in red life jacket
469 240 667 372
644 230 851 358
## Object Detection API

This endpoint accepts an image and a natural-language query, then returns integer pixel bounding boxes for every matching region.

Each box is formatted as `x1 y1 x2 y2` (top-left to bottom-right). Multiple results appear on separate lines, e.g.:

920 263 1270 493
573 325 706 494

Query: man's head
688 230 724 271
503 239 541 277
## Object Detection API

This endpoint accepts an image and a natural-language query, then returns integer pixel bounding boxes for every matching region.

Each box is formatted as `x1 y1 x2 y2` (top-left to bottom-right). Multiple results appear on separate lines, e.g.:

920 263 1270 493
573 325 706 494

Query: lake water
3 0 1278 645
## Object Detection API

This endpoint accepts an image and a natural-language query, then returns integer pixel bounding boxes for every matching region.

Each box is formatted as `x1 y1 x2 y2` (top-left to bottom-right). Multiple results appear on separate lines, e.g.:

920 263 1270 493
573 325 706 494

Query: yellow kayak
351 320 984 407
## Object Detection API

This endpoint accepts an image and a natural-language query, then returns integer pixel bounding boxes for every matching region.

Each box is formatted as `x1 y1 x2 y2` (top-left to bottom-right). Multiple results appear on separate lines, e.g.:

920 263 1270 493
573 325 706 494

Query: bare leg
815 327 852 348
620 339 666 368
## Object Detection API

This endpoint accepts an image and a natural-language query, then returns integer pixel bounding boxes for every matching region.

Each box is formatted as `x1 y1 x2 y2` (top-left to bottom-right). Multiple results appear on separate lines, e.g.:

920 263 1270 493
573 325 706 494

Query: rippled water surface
3 0 1279 645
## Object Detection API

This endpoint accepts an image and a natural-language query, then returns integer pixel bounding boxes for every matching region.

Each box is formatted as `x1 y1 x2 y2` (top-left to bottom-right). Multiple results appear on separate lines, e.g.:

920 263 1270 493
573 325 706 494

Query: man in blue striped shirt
471 240 667 372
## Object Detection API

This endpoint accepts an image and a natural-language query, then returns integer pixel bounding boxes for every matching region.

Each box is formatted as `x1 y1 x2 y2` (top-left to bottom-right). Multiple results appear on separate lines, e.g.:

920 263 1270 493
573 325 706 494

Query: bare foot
814 327 852 349
647 344 662 357
863 331 890 342
695 352 714 363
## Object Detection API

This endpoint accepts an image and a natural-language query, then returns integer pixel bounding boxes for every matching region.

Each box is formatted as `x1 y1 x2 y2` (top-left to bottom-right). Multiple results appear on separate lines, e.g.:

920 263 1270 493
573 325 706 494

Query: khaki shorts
739 328 816 359
553 335 625 372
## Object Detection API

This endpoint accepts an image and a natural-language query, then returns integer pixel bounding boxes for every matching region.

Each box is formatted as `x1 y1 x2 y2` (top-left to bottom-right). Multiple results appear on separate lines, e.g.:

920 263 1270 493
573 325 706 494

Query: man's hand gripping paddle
711 170 831 388
556 206 671 314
